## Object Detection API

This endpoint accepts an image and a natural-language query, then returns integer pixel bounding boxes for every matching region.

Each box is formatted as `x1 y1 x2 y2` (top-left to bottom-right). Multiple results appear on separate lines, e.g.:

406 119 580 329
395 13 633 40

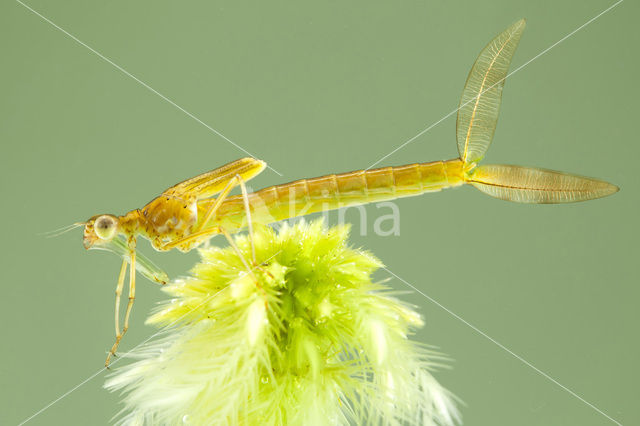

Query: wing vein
462 29 518 163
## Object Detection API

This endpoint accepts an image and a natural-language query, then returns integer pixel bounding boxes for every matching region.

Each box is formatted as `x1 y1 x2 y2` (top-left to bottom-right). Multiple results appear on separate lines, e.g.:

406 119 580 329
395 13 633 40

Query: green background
1 0 637 424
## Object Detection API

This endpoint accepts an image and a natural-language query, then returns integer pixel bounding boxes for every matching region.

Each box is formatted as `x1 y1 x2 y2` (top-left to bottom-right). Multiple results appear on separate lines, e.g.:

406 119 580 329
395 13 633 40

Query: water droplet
182 414 190 424
260 376 269 384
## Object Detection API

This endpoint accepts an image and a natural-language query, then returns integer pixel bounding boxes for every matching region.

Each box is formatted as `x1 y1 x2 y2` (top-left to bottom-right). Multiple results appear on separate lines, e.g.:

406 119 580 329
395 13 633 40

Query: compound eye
94 215 117 240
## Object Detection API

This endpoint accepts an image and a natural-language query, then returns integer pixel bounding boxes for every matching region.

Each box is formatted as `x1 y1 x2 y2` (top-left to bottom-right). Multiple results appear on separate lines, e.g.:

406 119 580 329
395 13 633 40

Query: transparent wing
469 164 619 203
456 19 526 164
163 157 266 200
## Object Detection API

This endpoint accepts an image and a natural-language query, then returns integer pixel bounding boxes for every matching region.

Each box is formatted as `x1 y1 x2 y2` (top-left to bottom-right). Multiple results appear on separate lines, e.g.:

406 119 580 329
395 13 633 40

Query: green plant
106 220 458 425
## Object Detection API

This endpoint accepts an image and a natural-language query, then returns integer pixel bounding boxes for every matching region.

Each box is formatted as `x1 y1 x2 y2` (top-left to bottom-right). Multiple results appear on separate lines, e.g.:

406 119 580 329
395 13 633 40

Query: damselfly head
83 214 119 249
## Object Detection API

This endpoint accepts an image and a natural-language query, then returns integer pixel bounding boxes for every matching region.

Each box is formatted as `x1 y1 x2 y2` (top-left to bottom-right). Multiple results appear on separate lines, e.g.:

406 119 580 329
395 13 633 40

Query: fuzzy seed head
106 220 459 426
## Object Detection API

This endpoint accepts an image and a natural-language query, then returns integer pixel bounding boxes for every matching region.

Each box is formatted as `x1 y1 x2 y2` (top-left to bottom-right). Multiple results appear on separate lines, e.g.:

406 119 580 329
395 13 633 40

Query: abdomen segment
207 159 465 232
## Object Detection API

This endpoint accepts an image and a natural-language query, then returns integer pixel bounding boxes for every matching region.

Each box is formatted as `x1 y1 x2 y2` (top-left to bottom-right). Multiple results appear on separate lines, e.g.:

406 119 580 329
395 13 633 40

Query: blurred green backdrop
1 0 637 425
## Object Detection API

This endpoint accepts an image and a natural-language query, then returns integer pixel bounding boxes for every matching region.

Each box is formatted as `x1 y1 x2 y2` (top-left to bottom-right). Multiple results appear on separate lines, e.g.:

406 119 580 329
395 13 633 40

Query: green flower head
106 220 459 425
